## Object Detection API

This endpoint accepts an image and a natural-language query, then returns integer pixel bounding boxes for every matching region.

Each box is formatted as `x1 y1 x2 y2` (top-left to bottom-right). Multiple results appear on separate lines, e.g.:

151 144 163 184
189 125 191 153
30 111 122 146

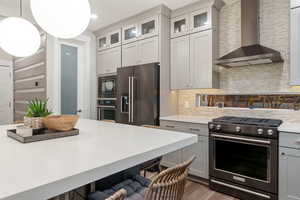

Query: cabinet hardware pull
281 152 286 156
190 128 200 131
166 125 175 128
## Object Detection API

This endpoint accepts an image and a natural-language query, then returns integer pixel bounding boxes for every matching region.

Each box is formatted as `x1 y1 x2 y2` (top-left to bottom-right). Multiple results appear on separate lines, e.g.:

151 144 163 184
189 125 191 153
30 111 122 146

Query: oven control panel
208 122 278 139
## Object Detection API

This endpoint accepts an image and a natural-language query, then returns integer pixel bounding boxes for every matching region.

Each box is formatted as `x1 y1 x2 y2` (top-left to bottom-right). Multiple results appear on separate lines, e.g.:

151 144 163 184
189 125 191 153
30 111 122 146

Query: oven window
101 109 115 121
215 139 269 181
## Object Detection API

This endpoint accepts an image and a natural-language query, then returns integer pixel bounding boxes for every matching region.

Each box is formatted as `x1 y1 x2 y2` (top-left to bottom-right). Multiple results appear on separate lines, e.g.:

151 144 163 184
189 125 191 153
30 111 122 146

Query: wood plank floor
183 180 239 200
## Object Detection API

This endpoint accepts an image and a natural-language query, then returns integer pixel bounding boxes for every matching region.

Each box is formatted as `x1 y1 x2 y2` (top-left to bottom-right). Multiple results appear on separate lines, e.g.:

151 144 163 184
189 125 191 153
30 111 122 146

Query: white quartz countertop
160 115 213 124
161 115 300 134
0 119 197 200
278 122 300 133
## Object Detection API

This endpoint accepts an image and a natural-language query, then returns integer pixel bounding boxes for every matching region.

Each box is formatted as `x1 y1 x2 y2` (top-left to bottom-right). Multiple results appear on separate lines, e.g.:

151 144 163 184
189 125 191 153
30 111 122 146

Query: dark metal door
116 67 134 124
132 63 159 126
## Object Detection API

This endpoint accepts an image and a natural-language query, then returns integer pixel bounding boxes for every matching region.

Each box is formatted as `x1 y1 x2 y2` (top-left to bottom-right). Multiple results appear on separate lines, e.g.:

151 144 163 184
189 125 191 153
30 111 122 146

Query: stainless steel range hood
216 0 283 68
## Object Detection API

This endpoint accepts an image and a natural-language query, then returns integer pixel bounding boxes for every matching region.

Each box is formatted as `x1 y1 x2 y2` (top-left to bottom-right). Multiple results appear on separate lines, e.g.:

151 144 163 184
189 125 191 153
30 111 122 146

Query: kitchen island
0 119 197 200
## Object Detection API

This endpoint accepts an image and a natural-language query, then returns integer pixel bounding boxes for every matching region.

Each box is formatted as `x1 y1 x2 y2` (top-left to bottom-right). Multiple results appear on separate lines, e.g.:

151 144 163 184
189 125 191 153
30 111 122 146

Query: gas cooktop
212 116 283 127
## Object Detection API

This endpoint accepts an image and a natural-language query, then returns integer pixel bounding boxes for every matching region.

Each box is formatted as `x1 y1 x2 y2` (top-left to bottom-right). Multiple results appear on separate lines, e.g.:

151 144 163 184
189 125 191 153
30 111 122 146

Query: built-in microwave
98 76 116 99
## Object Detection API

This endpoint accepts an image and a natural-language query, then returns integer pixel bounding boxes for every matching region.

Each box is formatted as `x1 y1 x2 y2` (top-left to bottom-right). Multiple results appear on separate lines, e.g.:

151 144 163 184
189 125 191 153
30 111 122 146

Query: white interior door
0 65 13 124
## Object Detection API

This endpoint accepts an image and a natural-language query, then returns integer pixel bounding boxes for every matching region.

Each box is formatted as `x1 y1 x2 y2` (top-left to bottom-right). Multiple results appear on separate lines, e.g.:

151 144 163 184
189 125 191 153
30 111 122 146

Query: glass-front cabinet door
109 29 121 48
122 24 138 44
97 36 108 51
190 7 211 33
171 14 189 38
139 16 158 39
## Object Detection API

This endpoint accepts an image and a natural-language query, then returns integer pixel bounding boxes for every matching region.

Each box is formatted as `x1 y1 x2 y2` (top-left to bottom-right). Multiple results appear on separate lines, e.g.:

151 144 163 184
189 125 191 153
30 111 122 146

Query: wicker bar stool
144 156 196 200
106 189 127 200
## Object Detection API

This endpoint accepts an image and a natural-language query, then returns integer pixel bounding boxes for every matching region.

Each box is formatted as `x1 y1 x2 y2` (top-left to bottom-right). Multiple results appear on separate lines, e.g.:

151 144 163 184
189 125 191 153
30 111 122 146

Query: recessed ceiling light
90 14 98 20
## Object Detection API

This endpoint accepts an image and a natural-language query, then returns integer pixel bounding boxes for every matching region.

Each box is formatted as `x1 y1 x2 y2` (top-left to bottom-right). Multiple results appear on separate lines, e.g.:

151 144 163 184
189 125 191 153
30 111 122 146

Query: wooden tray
7 128 79 143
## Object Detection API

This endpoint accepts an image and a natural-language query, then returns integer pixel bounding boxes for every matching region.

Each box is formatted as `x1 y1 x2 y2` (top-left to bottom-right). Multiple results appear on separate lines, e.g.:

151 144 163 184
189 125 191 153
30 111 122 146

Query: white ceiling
0 0 202 31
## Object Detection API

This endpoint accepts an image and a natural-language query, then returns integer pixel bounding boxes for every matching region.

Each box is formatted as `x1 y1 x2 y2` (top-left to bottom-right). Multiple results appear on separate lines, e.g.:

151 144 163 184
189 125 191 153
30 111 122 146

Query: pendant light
30 0 91 39
0 0 40 57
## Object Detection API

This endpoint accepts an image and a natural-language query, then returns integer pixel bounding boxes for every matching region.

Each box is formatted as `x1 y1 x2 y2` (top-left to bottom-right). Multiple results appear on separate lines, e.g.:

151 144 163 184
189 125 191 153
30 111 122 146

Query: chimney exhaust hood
216 0 283 68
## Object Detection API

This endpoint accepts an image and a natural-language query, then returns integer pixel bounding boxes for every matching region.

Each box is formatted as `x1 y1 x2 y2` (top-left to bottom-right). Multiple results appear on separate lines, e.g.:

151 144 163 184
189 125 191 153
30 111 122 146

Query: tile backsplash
177 0 299 115
196 94 300 110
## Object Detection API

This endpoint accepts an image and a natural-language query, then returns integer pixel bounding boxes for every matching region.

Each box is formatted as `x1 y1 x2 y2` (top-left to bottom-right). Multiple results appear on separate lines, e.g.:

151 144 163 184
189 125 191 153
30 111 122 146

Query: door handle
131 76 134 123
77 109 82 113
128 77 131 123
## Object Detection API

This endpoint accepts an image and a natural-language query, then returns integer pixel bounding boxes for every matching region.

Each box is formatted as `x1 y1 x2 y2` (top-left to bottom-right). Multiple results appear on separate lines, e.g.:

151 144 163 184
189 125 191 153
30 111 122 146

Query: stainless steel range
208 116 282 200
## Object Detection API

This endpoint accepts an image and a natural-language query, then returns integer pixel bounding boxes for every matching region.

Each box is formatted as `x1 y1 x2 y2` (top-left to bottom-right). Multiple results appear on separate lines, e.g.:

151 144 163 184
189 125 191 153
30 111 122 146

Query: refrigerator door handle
128 76 131 123
131 76 135 123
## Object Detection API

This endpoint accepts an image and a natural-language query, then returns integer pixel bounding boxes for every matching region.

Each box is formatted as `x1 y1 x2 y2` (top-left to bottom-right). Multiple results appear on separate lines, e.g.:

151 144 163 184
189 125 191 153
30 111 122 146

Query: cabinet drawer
160 120 187 132
160 120 209 136
280 132 300 149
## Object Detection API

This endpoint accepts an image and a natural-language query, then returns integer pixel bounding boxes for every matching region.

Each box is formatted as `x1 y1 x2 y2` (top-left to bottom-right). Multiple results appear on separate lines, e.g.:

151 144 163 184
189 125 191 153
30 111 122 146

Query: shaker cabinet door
189 30 213 89
122 42 139 67
138 36 159 65
170 35 190 90
279 147 300 200
182 135 209 179
97 47 121 75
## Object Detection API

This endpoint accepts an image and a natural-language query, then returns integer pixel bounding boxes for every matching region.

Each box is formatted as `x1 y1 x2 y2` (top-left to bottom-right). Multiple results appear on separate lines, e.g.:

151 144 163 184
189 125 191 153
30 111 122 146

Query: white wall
46 31 97 119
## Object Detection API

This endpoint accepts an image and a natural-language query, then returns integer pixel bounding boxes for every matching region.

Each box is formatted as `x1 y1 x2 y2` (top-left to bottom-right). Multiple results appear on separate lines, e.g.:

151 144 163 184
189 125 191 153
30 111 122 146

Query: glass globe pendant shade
30 0 91 39
0 17 41 57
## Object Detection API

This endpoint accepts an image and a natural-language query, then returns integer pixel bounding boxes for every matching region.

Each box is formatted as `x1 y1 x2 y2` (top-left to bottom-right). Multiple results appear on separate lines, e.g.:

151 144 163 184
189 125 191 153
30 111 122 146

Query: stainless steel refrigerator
116 63 160 126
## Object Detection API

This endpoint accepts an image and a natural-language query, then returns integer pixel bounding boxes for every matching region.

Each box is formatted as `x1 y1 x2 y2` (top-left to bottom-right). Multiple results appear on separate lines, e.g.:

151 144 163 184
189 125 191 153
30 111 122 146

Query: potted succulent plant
24 99 52 129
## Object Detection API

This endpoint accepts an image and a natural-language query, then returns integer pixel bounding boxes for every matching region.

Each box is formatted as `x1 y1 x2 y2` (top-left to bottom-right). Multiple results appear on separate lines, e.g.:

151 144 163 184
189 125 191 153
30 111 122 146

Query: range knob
236 126 241 132
257 128 264 135
209 124 215 130
216 124 222 131
268 129 274 136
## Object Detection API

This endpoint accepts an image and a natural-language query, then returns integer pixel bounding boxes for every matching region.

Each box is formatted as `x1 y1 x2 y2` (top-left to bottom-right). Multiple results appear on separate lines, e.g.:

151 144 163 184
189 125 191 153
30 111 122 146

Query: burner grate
213 116 282 127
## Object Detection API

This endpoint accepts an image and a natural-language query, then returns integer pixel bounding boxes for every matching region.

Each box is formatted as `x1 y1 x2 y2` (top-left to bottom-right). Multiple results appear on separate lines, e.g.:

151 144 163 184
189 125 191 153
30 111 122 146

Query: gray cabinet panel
279 147 300 200
160 120 209 179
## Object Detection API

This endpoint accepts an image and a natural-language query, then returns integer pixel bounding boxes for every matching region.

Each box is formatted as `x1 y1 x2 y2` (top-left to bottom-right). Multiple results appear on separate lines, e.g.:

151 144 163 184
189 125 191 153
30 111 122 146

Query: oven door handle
211 179 271 199
211 134 271 145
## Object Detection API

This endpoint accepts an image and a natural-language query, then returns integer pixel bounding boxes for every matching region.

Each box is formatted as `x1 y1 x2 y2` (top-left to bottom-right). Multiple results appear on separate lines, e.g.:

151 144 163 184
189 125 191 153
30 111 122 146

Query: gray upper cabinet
122 15 159 44
171 35 190 89
122 42 139 67
171 30 218 89
97 46 121 75
108 30 122 48
190 30 216 89
171 14 189 38
122 24 138 44
97 29 121 51
139 16 159 40
138 36 159 65
190 7 211 33
170 0 222 89
97 35 108 51
290 7 300 85
122 36 159 67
